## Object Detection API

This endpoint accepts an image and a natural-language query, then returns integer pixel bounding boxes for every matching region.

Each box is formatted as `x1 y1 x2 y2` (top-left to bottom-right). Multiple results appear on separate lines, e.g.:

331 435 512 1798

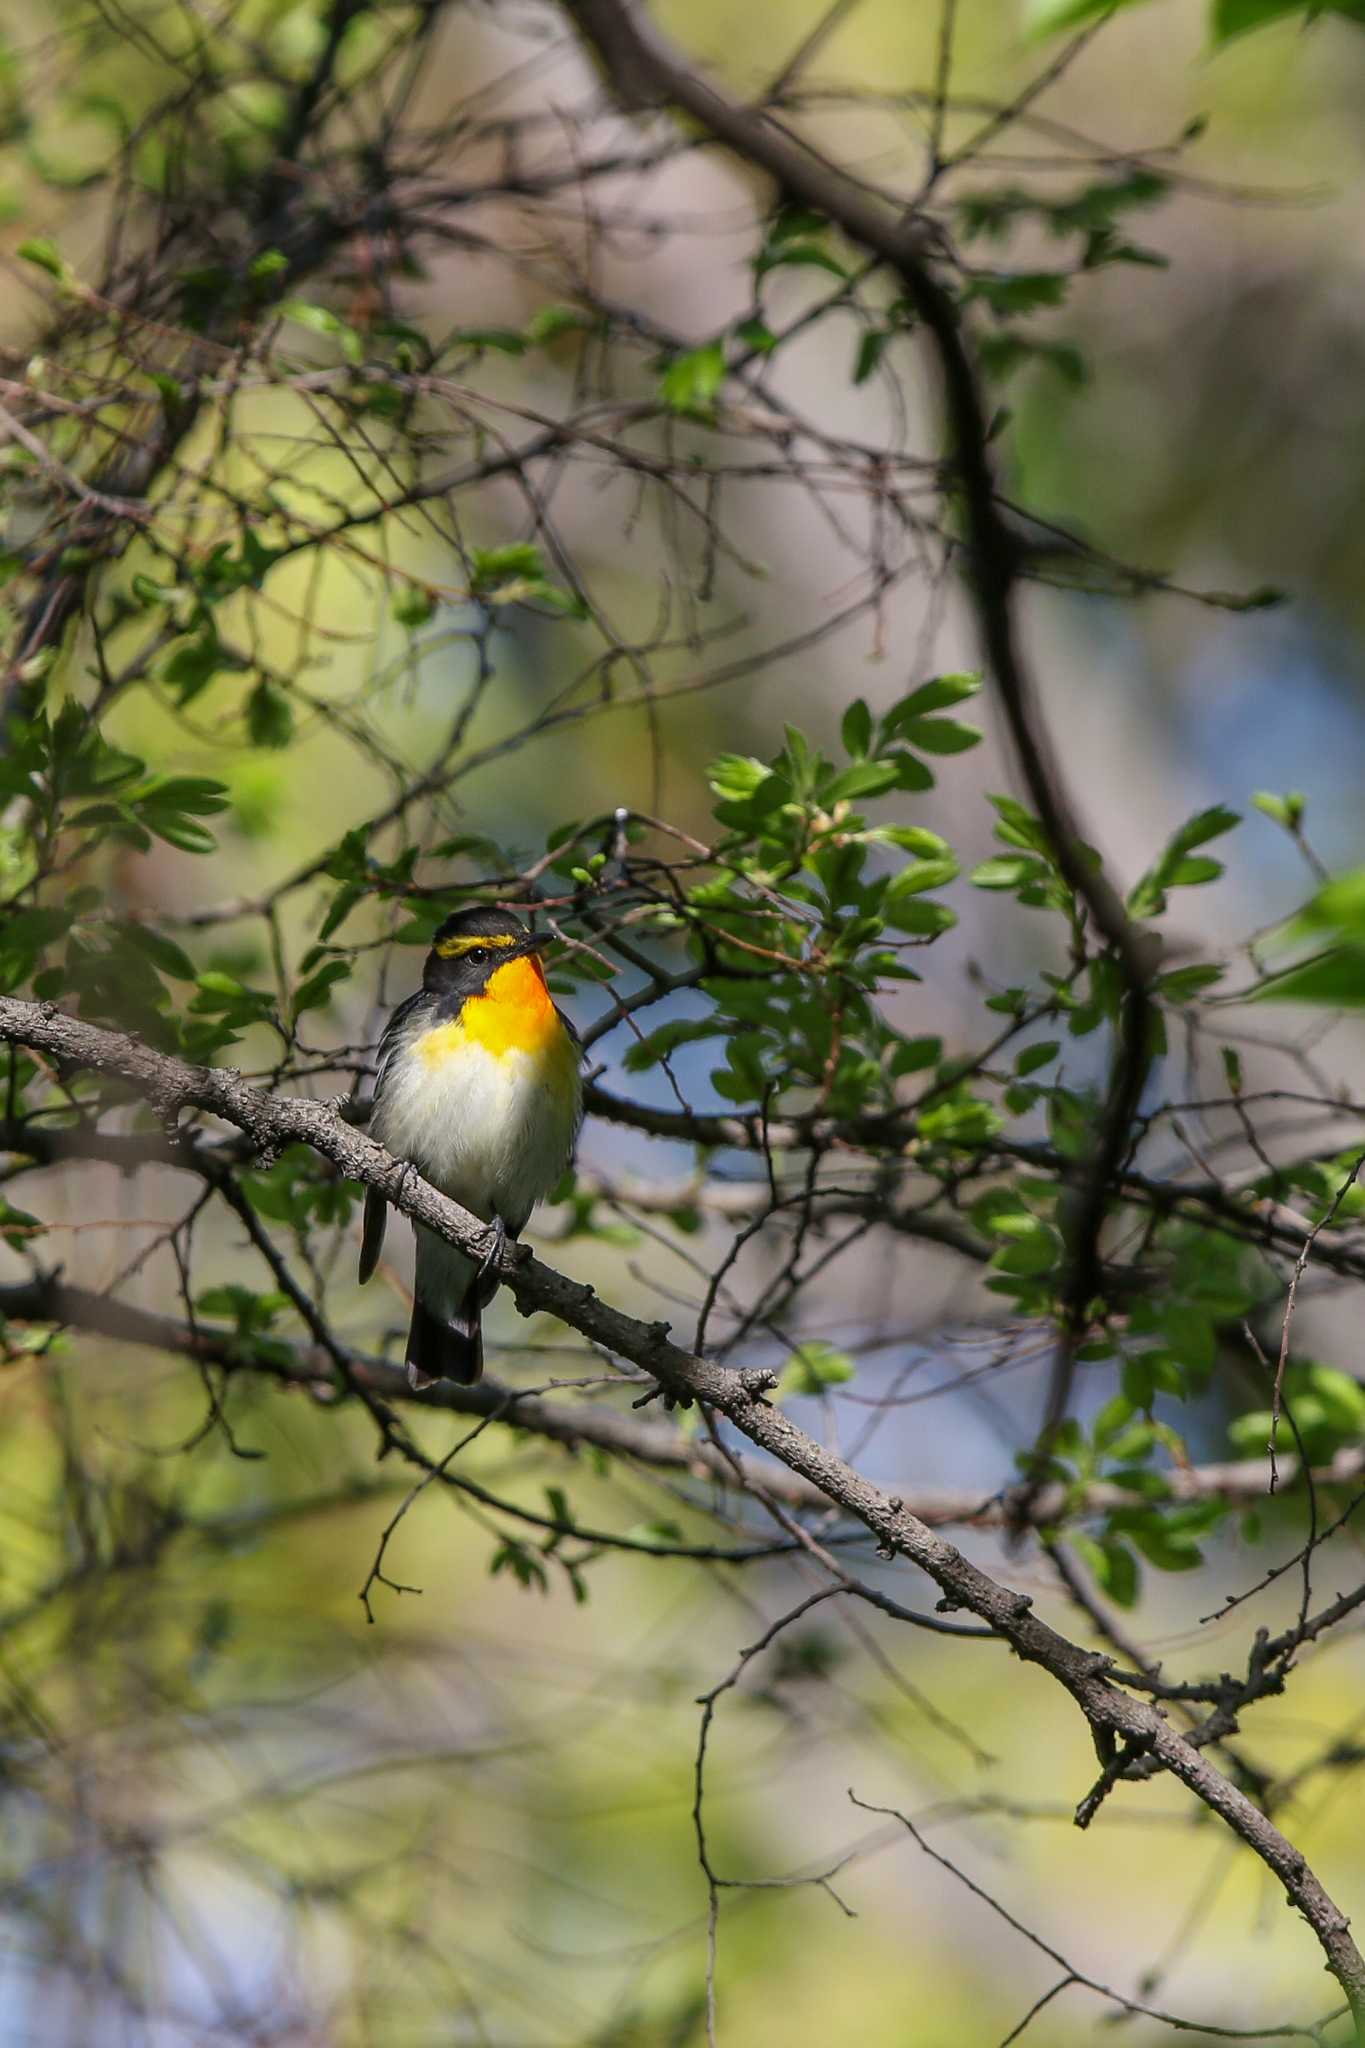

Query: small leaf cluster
623 676 983 1116
1229 1362 1365 1467
1045 1403 1230 1610
467 542 586 619
489 1486 597 1603
1 702 229 861
196 1284 295 1368
243 1147 357 1233
957 169 1170 271
1254 865 1365 1009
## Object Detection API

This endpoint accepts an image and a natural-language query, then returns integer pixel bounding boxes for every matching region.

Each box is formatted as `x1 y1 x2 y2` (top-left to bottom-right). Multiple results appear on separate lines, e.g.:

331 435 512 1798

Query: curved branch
561 0 1157 1488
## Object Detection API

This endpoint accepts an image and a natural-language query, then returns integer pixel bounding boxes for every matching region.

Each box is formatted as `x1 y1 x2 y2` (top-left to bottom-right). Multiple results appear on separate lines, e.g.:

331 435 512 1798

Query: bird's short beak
516 930 554 957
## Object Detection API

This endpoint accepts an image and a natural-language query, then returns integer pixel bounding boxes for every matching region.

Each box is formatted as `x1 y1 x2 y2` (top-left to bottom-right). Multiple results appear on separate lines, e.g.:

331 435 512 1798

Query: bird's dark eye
466 947 489 967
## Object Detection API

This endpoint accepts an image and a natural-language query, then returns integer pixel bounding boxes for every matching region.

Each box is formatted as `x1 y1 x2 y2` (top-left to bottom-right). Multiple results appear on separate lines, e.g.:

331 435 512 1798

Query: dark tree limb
561 0 1157 1499
2 1268 1356 1528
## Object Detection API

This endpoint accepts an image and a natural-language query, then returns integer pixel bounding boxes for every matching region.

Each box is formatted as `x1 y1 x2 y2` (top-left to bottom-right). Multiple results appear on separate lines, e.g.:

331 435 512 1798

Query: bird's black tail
406 1293 482 1390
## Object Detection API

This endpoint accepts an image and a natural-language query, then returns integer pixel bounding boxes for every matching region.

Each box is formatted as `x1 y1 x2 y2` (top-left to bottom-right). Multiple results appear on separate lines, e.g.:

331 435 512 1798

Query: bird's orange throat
418 953 564 1064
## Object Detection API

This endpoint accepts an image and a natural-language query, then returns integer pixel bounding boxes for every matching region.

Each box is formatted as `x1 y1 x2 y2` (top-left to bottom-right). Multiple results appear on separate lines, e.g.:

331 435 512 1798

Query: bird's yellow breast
416 955 569 1067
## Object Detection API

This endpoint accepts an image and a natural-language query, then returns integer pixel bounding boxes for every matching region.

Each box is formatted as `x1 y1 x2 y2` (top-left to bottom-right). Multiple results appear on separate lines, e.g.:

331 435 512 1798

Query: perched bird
359 905 582 1389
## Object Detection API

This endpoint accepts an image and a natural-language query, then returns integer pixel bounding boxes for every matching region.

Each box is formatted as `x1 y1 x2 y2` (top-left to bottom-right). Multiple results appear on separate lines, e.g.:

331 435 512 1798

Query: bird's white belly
375 1035 578 1231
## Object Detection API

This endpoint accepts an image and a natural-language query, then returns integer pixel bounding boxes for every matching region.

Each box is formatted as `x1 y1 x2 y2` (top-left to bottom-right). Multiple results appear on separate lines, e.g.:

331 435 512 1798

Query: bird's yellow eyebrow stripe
433 931 517 958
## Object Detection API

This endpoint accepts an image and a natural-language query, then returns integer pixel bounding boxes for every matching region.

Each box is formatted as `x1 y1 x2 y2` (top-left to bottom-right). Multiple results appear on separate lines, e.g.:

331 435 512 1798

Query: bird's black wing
371 988 428 1101
556 1001 585 1143
358 989 427 1285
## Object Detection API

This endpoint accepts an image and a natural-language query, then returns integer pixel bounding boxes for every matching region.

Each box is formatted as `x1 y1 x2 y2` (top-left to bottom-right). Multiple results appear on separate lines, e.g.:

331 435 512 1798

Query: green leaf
246 680 293 749
1026 0 1145 32
918 1089 1003 1146
889 1035 942 1075
1211 0 1331 43
1299 871 1365 935
777 1341 855 1398
1126 1520 1204 1573
161 629 235 706
1015 1039 1060 1076
1253 949 1365 1008
294 958 350 1017
1074 1532 1140 1610
489 1538 550 1589
463 542 583 618
1096 1538 1140 1609
988 794 1050 853
965 271 1069 316
280 298 362 362
621 1520 685 1553
883 896 956 938
1129 806 1239 918
970 1189 1036 1238
971 855 1043 890
1252 789 1305 830
660 339 726 415
853 328 890 383
1157 962 1224 1003
895 717 980 756
1167 855 1223 887
196 1283 287 1326
707 753 773 803
1161 1304 1216 1376
140 777 231 816
197 532 284 599
875 826 953 856
990 1223 1060 1277
141 814 217 854
451 327 526 356
755 239 847 281
0 1196 42 1247
524 304 593 346
885 855 959 899
734 316 776 353
841 699 873 758
392 585 437 629
1049 1088 1095 1161
469 542 544 589
1168 805 1239 856
1104 1420 1157 1464
887 751 934 793
884 674 981 731
622 1017 725 1072
190 971 275 1024
979 332 1087 385
121 924 196 981
18 237 69 281
825 759 900 802
1305 1362 1365 1435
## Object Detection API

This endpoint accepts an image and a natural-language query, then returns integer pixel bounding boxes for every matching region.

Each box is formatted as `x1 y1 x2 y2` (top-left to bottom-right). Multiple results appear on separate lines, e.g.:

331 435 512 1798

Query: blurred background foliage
4 0 1365 2042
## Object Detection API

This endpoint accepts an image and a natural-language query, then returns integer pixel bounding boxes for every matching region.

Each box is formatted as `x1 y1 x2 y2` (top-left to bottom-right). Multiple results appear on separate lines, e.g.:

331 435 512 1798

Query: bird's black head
422 905 549 1001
